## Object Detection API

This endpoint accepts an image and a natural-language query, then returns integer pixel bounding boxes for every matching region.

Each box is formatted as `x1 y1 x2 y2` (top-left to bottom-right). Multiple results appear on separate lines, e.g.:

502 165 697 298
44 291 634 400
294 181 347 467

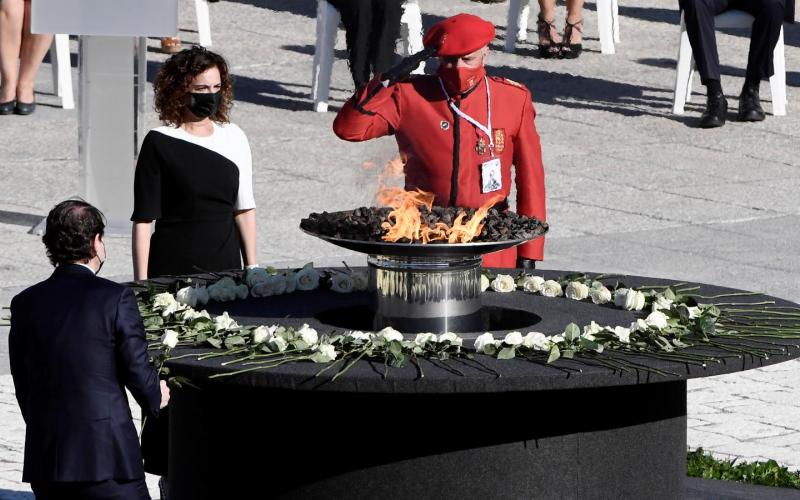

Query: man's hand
160 380 171 409
380 46 437 86
517 258 537 271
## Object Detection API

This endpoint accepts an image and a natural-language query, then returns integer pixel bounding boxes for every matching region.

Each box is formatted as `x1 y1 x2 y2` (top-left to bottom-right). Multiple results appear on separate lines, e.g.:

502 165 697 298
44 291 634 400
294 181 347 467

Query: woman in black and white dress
131 47 257 495
132 46 257 281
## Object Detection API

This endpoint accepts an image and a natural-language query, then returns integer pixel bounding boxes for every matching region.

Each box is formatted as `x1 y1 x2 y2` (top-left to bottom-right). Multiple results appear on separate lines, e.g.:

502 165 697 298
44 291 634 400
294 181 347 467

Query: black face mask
188 91 222 118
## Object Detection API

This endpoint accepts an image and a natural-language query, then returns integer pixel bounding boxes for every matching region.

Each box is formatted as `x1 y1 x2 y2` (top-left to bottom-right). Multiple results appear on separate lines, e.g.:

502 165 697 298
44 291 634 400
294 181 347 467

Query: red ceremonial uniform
333 74 546 267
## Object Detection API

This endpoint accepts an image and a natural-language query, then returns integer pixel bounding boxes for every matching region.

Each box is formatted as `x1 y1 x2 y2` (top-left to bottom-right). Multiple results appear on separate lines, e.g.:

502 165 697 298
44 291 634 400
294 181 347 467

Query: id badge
481 158 502 193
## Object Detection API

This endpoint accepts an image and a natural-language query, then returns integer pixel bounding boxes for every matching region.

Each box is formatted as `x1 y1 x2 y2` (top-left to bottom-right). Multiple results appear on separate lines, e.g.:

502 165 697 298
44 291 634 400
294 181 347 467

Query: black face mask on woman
188 91 222 118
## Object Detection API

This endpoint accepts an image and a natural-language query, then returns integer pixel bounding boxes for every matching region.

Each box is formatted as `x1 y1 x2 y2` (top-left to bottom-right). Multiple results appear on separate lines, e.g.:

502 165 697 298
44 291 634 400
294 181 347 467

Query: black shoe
737 87 766 122
0 100 14 115
699 91 727 128
14 101 35 115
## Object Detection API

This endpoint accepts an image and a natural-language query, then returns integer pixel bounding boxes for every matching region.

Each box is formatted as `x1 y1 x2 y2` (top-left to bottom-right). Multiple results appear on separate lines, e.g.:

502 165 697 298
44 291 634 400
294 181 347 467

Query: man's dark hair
42 199 106 266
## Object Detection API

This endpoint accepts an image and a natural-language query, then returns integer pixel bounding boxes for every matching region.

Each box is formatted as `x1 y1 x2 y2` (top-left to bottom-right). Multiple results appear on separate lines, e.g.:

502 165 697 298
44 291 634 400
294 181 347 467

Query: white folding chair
311 0 422 113
49 34 74 109
672 10 786 116
504 0 620 54
195 0 213 47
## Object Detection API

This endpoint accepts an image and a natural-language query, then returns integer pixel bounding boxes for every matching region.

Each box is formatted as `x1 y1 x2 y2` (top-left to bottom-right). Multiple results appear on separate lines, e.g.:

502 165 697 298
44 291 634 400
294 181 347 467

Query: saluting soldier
333 13 546 269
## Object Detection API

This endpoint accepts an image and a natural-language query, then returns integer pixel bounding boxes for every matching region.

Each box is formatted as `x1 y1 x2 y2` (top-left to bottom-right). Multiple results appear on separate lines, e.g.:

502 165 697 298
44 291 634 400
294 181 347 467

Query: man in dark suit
9 199 169 500
679 0 795 128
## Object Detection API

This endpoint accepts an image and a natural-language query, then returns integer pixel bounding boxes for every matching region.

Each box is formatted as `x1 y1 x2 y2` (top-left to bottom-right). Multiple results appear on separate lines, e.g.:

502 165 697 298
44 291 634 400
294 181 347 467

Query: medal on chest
476 137 487 155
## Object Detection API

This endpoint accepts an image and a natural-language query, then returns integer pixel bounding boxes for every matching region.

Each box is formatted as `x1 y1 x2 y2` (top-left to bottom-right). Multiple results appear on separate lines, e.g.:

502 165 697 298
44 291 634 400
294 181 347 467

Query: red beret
423 13 496 57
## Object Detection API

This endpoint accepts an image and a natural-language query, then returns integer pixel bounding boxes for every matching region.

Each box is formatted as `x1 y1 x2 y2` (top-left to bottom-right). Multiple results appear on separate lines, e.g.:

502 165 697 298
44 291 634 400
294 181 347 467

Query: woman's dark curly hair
153 46 233 126
42 199 106 267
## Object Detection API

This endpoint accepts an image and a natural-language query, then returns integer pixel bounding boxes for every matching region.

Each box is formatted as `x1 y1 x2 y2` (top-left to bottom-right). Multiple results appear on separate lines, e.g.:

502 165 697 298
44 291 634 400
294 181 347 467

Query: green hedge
688 448 800 489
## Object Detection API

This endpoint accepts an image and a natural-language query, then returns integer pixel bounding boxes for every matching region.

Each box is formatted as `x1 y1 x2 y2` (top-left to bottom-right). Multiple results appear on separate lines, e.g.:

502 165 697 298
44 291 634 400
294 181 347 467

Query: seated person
679 0 795 128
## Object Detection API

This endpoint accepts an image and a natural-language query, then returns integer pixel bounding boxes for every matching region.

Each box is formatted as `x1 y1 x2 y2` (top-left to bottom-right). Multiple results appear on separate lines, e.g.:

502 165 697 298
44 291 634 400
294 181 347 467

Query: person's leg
561 0 585 58
536 0 561 58
368 0 402 78
0 0 25 103
16 0 53 104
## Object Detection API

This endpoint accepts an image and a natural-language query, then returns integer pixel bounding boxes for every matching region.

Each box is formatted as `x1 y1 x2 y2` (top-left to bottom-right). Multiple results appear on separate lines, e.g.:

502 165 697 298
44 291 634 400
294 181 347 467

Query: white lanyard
438 76 494 153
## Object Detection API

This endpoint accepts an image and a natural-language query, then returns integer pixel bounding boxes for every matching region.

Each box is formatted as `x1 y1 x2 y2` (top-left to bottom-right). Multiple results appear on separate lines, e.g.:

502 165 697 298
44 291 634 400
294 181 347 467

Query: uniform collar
451 77 485 102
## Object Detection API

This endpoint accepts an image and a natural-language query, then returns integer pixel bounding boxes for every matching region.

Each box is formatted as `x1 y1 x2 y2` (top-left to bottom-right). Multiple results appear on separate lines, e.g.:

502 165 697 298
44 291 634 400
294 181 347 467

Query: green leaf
663 287 677 301
498 347 516 360
579 337 603 353
224 335 246 349
564 323 580 342
547 344 561 363
206 337 223 349
144 315 164 328
561 349 575 359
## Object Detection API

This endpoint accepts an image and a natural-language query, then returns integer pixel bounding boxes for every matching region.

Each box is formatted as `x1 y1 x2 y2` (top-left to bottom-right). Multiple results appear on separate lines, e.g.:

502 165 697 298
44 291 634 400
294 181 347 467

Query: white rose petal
295 265 321 291
615 288 646 311
687 306 701 319
176 286 198 308
377 326 403 343
252 326 272 344
414 333 438 345
214 312 239 332
348 331 373 342
549 334 565 344
269 336 288 352
504 331 524 346
630 319 649 333
331 273 354 293
565 282 590 301
541 280 563 297
161 329 179 349
310 344 338 363
474 332 496 354
652 295 674 312
438 332 462 346
480 274 491 292
583 321 603 340
297 324 319 346
614 326 631 343
589 286 612 305
613 288 629 308
521 276 546 293
522 332 550 351
491 274 516 293
153 292 178 310
645 310 669 330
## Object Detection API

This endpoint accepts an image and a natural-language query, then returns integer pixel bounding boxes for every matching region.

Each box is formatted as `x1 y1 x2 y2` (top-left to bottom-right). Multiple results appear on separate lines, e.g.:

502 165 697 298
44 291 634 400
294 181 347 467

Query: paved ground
1 0 799 497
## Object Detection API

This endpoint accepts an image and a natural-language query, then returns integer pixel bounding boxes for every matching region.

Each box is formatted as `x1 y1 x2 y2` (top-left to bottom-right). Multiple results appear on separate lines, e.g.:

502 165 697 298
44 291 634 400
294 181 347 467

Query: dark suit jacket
787 0 795 23
9 264 161 482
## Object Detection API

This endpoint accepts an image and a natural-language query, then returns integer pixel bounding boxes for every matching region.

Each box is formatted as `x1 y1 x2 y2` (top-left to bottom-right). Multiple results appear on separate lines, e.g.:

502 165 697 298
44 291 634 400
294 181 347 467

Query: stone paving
1 0 800 497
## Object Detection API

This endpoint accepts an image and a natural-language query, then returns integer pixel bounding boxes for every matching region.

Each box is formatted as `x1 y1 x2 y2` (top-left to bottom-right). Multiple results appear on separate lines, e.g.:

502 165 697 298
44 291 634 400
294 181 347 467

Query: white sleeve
232 125 256 211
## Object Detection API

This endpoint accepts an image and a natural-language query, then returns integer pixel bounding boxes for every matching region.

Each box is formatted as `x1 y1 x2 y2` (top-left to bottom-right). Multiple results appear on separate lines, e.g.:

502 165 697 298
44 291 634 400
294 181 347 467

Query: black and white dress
131 122 255 278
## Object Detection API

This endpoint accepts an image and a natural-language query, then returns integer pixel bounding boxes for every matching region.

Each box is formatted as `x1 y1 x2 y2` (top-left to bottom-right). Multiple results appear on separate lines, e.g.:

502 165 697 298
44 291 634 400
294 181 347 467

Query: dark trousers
31 477 150 500
328 0 404 89
679 0 786 85
141 407 169 476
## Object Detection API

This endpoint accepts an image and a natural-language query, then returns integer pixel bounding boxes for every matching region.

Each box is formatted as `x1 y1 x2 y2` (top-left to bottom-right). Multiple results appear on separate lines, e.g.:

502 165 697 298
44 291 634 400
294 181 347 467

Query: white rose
541 280 563 297
182 308 211 322
615 289 646 311
297 324 319 346
348 331 373 342
161 329 179 349
589 286 612 305
474 332 496 354
645 310 669 330
284 271 297 293
176 286 198 308
613 326 631 343
549 334 565 344
161 300 187 318
295 265 320 291
491 274 516 293
252 326 272 344
521 275 545 293
310 344 337 363
414 333 438 346
377 326 403 343
331 273 354 293
245 267 269 288
153 292 177 310
522 332 550 351
351 271 369 292
565 282 590 301
630 319 649 333
235 284 249 300
503 331 524 346
613 288 630 308
214 312 239 332
438 332 462 346
583 321 603 340
652 295 674 312
687 306 701 319
268 336 288 352
480 274 491 292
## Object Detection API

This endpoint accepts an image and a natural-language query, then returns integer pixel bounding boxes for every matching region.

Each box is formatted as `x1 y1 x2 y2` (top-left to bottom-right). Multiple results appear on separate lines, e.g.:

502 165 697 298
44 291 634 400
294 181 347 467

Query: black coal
300 206 548 243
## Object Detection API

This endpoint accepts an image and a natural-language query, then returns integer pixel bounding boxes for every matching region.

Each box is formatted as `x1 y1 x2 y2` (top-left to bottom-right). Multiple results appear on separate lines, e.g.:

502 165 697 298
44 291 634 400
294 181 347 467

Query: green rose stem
209 356 313 378
221 348 306 366
197 347 248 360
314 355 349 378
688 292 762 300
331 345 372 382
411 357 425 379
461 355 501 378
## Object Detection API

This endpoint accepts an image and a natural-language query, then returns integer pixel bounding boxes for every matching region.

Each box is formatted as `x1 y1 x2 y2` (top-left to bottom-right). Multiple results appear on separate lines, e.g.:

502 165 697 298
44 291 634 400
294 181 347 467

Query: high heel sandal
560 18 583 59
536 15 560 59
